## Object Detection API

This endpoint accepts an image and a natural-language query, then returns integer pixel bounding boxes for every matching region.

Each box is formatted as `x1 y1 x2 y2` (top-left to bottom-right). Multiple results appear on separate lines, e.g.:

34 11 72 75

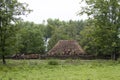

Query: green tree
16 21 45 54
44 18 64 41
0 0 31 64
47 20 85 50
64 20 85 41
79 0 120 60
80 19 100 55
48 27 70 50
44 19 66 51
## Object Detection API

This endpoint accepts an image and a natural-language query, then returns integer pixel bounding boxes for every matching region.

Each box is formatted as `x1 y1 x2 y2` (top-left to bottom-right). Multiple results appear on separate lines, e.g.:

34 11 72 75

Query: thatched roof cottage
47 40 85 56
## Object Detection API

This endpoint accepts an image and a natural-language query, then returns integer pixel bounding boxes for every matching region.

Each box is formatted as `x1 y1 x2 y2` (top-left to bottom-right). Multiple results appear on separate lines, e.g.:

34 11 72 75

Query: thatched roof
47 40 85 56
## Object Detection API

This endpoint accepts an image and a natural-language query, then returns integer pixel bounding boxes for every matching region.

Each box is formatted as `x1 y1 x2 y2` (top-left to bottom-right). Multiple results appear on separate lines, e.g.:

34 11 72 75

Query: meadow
0 59 120 80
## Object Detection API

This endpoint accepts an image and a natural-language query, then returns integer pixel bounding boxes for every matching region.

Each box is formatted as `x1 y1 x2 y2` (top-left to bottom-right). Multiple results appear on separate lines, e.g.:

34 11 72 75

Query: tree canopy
0 0 31 64
79 0 120 60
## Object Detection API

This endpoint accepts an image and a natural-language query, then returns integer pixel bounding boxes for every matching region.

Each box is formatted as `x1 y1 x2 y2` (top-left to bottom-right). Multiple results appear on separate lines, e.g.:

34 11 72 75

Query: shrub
48 60 59 65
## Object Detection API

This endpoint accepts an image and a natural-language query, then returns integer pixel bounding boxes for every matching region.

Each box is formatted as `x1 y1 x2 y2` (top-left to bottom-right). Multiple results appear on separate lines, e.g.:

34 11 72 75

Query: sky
18 0 87 24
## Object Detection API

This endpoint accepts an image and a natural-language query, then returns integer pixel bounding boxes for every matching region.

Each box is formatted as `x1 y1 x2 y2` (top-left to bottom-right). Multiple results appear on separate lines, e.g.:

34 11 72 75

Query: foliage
47 19 85 50
16 21 45 54
48 60 59 65
0 0 31 64
80 23 96 54
43 18 64 41
48 27 70 50
79 0 120 56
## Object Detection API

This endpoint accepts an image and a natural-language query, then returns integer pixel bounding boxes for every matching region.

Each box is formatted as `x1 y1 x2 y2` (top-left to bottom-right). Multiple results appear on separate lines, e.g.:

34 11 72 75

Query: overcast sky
18 0 87 24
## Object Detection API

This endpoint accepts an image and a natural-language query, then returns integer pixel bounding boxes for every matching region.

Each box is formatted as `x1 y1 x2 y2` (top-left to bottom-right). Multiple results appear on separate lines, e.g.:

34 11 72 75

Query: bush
48 60 59 65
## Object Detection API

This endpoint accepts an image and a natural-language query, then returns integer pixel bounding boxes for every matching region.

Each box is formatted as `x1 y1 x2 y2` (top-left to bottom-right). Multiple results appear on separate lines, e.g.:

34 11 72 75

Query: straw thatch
47 40 85 56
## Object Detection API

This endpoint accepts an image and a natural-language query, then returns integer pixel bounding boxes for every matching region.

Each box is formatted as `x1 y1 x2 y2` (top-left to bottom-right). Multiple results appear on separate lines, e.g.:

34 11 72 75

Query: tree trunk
111 53 118 61
2 55 6 64
111 46 118 61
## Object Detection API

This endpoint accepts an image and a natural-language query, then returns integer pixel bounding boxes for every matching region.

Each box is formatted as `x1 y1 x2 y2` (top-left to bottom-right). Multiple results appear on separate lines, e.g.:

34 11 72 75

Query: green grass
0 59 120 80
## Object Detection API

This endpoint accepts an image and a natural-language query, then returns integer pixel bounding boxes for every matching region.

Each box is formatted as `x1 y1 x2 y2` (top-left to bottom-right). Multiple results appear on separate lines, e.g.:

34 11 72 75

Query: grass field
0 59 120 80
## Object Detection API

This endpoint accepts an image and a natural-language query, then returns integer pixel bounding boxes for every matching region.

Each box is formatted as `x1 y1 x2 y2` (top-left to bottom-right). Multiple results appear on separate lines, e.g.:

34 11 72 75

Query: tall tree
80 19 100 55
79 0 120 60
47 20 85 50
44 18 64 41
17 21 45 54
0 0 31 64
48 27 70 50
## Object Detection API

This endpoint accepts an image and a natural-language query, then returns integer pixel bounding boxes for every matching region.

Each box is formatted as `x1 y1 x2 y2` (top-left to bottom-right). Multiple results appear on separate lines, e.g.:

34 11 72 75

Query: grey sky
18 0 87 23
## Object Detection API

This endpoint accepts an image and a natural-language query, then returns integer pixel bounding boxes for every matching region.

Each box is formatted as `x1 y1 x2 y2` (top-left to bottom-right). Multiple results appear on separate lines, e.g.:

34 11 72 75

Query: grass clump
48 60 59 65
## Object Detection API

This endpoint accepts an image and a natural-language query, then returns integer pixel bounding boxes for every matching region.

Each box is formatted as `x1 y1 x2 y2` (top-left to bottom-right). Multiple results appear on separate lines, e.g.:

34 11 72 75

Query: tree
44 18 64 41
47 20 85 50
17 21 45 54
79 0 120 60
0 0 31 64
44 19 66 51
64 20 85 41
80 19 101 55
48 27 70 50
